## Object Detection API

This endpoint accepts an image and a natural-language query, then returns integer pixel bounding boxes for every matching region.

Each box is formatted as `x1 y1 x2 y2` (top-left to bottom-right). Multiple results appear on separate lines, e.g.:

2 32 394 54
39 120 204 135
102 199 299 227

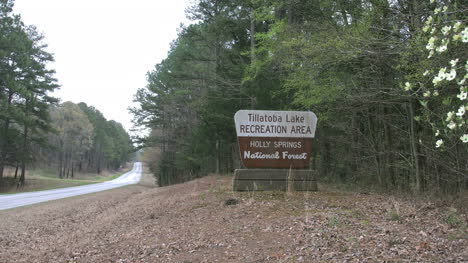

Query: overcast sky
13 0 194 133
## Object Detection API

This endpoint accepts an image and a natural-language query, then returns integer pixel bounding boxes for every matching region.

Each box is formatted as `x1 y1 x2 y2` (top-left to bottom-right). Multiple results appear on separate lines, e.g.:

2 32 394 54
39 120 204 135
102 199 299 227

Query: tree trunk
287 0 294 24
66 153 71 178
17 162 26 188
0 91 14 180
58 140 64 178
319 135 331 178
383 106 396 187
408 101 422 193
367 108 383 187
347 113 359 182
18 123 29 188
64 151 69 178
97 144 102 174
14 163 19 179
215 139 220 174
250 8 256 62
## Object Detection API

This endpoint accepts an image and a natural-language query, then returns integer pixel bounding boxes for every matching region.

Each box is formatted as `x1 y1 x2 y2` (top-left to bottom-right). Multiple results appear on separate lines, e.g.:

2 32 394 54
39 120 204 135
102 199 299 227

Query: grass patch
92 172 125 182
343 209 364 219
0 177 97 195
0 168 130 195
445 209 464 228
327 216 341 227
236 190 286 201
208 182 231 194
199 193 206 201
190 203 208 211
387 208 402 222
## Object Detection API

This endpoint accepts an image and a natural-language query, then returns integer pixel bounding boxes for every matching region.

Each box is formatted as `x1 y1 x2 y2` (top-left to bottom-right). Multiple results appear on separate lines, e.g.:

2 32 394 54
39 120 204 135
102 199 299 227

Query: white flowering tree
404 0 467 149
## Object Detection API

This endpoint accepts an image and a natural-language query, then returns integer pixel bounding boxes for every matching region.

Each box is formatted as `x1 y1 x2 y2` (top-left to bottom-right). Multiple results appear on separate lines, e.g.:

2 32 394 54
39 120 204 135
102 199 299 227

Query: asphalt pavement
0 162 142 211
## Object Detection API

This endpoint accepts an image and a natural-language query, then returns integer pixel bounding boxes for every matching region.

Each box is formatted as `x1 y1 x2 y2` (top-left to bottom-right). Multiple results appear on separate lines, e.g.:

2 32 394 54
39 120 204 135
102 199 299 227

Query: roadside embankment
0 174 466 262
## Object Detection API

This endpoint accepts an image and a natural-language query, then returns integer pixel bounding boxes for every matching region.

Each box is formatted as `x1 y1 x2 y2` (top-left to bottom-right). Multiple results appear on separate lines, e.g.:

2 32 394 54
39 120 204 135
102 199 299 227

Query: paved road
0 162 142 211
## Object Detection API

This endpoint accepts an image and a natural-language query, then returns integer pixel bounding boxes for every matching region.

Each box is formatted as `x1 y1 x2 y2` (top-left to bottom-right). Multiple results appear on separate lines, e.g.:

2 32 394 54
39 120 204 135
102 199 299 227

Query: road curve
0 162 142 211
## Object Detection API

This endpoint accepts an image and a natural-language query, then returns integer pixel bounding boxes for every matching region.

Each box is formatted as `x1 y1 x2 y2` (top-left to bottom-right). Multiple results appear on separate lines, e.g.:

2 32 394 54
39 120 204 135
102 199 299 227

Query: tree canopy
0 0 134 185
0 0 59 184
133 0 467 193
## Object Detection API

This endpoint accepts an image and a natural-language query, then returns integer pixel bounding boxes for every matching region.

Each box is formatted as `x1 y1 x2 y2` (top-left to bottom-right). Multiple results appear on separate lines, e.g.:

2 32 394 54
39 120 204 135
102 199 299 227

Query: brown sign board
234 110 317 169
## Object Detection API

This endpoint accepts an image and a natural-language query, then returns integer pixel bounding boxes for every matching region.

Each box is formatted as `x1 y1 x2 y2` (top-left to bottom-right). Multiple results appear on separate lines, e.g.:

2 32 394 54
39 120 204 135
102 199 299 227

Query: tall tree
50 102 93 178
0 0 58 184
78 103 133 174
133 0 467 194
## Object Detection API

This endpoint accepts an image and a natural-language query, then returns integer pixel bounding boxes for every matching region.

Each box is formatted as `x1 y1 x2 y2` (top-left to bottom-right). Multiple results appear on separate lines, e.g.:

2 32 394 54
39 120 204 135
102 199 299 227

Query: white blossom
404 82 412 91
439 67 447 75
458 91 467 100
436 44 447 53
450 59 459 67
446 111 455 121
434 8 441 14
423 70 430 76
423 91 431 97
426 16 434 25
433 90 439 96
443 6 448 13
447 121 457 130
456 105 466 117
433 68 447 84
442 26 451 36
435 139 443 148
454 22 462 32
433 75 443 85
435 130 440 136
462 27 468 43
428 50 435 58
446 69 457 81
426 37 436 50
461 134 468 143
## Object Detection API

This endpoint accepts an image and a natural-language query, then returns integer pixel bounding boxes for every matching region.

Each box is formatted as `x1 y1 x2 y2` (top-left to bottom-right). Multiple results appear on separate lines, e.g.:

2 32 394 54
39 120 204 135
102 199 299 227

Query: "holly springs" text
249 140 302 149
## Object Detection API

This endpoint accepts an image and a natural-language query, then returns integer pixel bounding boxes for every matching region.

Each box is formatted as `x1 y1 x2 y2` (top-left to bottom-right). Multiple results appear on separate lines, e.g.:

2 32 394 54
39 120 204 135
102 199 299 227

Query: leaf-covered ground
0 174 466 262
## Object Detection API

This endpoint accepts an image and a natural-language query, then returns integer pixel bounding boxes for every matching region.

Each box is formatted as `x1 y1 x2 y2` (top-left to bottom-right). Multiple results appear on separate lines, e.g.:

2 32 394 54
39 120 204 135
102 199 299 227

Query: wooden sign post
233 110 318 191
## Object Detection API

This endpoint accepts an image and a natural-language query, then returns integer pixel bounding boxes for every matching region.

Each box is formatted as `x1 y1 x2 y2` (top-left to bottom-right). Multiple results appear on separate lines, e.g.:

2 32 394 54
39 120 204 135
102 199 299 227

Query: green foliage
445 209 463 228
387 209 402 222
132 1 253 186
26 101 135 178
133 0 467 194
0 0 59 183
402 1 467 148
327 215 341 227
77 103 134 172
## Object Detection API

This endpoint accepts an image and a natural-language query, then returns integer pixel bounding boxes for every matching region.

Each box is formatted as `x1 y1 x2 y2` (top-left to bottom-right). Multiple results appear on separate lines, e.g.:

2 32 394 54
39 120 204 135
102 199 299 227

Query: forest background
0 0 133 187
1 0 466 196
132 0 467 195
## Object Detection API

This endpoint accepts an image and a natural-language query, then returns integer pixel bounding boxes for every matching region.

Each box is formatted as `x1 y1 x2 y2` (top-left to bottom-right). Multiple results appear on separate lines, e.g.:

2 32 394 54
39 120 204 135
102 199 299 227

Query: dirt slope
0 175 466 263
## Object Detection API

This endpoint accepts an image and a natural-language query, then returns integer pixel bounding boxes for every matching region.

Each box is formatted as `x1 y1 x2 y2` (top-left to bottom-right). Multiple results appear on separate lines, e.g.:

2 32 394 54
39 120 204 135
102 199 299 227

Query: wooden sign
234 110 317 168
